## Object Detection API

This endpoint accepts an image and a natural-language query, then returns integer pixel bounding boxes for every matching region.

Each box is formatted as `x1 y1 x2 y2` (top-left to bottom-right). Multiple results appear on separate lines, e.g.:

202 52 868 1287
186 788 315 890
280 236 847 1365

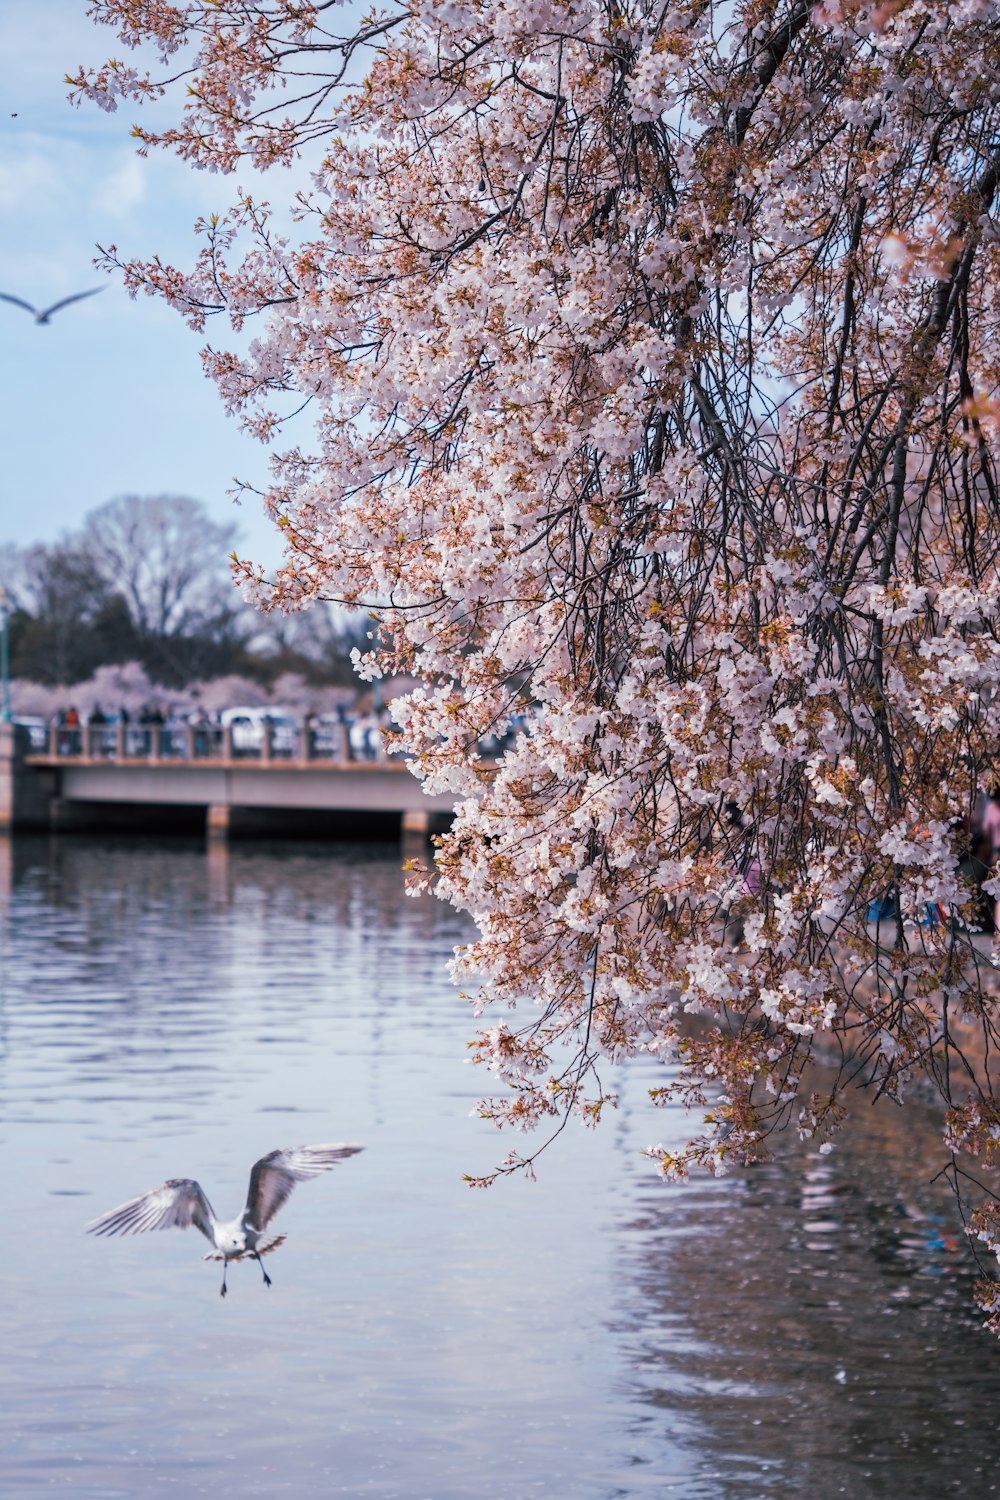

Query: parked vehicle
219 707 300 756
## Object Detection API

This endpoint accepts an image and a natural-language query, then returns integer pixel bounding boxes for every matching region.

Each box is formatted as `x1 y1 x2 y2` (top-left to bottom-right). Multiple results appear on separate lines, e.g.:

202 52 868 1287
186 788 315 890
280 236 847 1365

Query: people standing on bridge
163 706 186 758
977 786 1000 858
139 704 165 755
118 706 132 758
189 706 209 759
957 829 996 935
87 704 108 758
64 705 82 756
973 786 1000 930
303 710 318 759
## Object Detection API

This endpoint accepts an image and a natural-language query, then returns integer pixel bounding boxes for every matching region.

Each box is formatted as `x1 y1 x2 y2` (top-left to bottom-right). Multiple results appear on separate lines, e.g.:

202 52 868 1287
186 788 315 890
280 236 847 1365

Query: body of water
0 836 997 1498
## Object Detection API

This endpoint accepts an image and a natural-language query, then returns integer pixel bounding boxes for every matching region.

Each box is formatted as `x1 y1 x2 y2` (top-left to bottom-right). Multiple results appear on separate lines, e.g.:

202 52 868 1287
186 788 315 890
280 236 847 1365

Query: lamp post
0 587 10 725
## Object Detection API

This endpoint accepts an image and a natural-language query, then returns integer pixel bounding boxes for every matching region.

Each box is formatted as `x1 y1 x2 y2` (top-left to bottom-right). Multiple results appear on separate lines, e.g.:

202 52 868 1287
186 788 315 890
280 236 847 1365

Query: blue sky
0 3 288 567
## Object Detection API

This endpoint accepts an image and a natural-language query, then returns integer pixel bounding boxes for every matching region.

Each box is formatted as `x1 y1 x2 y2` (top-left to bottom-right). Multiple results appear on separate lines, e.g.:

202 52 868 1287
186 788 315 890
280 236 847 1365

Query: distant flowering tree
74 0 1000 1323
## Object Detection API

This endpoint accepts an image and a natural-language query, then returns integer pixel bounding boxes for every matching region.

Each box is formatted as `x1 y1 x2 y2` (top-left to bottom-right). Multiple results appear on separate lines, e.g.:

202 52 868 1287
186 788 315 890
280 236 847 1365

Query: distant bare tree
81 494 237 640
12 543 133 685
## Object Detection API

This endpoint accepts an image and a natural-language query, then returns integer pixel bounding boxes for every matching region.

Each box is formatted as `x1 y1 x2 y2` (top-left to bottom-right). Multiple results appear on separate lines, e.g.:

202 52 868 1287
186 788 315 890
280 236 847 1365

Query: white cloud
0 144 62 212
94 153 147 217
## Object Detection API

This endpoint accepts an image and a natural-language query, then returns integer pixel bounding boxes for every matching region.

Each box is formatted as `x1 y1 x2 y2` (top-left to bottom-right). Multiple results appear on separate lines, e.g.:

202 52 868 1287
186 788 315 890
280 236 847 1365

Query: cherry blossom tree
73 0 1000 1324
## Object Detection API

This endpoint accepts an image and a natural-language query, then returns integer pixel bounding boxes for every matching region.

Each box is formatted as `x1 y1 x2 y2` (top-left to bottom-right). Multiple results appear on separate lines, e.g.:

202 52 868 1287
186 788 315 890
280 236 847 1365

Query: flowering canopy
74 0 1000 1323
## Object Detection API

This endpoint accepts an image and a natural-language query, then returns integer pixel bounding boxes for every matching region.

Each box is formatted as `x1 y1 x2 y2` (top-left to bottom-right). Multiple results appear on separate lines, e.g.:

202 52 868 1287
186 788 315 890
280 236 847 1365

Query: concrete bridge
0 723 457 841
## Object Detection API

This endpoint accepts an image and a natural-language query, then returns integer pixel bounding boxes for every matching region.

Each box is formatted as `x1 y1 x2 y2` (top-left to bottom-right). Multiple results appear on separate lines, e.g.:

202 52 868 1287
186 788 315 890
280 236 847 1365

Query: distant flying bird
0 286 104 324
87 1143 364 1297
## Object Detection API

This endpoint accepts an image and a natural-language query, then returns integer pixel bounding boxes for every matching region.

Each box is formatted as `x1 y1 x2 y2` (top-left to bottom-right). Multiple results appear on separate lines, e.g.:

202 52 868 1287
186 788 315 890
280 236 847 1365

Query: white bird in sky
87 1144 364 1297
0 286 104 324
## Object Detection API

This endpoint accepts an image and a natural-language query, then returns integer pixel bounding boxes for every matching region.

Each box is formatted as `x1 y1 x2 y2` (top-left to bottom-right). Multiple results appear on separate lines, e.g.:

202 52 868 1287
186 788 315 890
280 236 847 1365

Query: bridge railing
41 721 393 765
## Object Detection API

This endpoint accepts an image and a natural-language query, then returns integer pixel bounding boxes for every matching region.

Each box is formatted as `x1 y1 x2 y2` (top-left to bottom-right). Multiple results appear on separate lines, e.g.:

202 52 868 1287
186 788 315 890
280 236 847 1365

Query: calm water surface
0 835 998 1499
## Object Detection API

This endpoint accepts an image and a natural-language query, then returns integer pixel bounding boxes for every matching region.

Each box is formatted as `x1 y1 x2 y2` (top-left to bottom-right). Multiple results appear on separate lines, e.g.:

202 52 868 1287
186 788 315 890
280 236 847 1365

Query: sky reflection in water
0 835 997 1499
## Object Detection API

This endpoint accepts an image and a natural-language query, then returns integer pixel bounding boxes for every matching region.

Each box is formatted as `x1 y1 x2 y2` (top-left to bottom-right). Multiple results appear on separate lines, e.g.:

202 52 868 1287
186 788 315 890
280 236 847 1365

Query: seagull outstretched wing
243 1144 364 1231
0 291 38 316
86 1179 218 1245
41 287 104 318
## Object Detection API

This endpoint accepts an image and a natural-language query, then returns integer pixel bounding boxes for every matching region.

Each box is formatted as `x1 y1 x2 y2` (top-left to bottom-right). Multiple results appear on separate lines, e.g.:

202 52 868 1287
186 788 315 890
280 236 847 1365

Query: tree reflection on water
613 1086 999 1499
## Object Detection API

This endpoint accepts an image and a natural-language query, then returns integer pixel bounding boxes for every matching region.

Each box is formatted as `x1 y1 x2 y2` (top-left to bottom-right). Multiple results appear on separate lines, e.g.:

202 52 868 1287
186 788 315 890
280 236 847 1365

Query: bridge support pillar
206 803 231 842
401 809 430 839
49 797 100 832
0 723 59 829
0 723 14 831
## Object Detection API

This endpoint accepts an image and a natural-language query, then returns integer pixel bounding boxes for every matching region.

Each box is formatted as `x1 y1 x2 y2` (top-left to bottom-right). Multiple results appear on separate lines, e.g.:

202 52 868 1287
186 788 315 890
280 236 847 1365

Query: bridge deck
24 752 456 814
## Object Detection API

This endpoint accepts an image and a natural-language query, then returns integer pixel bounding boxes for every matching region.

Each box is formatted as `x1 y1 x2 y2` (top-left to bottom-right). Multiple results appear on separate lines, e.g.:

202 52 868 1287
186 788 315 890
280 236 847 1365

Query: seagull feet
262 1271 272 1288
220 1282 228 1299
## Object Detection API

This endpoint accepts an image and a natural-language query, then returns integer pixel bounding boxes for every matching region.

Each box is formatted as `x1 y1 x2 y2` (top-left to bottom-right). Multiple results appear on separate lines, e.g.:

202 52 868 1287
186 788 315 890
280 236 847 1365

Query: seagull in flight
0 286 104 324
87 1143 364 1297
